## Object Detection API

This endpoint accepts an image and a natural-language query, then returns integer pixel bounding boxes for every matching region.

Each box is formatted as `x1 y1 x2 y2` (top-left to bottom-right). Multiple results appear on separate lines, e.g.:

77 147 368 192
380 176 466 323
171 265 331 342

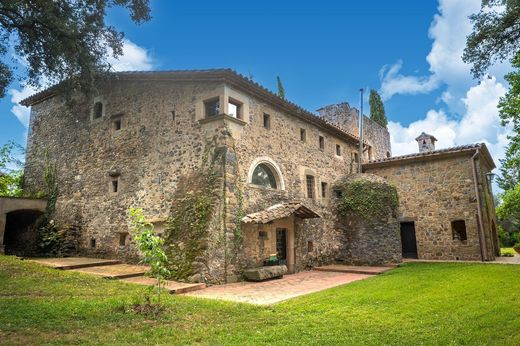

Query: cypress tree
369 89 388 127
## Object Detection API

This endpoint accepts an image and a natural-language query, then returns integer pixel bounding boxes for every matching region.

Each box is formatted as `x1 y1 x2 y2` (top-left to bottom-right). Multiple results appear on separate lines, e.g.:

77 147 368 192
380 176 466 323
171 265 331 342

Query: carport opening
4 209 44 256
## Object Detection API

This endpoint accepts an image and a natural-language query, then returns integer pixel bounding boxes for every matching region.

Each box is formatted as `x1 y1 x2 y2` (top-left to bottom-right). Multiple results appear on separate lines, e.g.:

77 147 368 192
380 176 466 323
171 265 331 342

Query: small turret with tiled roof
415 132 437 153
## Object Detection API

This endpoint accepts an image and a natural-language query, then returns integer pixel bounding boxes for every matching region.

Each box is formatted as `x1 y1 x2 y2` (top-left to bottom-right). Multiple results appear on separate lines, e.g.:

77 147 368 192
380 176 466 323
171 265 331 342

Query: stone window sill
198 114 247 126
248 184 286 193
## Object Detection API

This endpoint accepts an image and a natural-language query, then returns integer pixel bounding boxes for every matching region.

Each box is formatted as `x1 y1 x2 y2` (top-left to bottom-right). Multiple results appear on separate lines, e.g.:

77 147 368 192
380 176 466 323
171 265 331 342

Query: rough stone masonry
13 69 499 283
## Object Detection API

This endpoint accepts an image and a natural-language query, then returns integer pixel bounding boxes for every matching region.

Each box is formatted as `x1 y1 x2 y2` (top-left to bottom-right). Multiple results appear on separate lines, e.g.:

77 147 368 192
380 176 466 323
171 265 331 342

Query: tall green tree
276 75 285 99
463 0 520 79
369 89 388 127
497 53 520 191
0 0 151 98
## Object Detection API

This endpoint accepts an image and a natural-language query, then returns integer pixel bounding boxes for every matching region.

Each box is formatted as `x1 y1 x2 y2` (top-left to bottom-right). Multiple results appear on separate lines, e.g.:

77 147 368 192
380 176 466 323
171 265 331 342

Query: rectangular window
112 117 122 131
300 128 306 142
354 152 359 163
321 182 328 198
319 136 325 150
368 146 373 160
263 113 271 129
111 179 119 193
204 98 220 117
307 241 314 253
228 98 242 119
93 101 103 119
336 144 341 156
90 238 96 248
306 175 315 199
119 232 128 246
452 220 467 241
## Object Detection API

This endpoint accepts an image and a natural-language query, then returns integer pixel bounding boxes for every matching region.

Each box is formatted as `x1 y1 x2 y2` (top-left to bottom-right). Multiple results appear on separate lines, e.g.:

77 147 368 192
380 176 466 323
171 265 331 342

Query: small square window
113 117 122 131
321 182 328 198
336 144 341 156
333 189 343 198
228 98 242 119
263 113 271 129
452 220 467 241
119 232 128 246
204 98 220 117
319 136 325 150
306 175 315 199
300 128 306 142
93 101 103 119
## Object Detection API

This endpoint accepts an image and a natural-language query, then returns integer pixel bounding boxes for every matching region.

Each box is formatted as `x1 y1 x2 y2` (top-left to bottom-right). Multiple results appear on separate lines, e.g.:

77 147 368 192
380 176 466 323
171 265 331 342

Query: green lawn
1 256 520 345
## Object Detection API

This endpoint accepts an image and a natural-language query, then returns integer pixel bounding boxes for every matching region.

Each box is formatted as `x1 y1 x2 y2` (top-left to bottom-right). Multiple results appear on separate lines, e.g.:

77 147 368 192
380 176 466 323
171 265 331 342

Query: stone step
24 257 121 270
313 264 396 275
72 263 149 279
121 276 206 294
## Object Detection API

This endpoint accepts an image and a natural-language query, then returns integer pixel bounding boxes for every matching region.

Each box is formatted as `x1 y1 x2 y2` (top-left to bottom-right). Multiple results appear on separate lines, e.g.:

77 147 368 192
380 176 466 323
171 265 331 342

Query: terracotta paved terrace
186 270 376 305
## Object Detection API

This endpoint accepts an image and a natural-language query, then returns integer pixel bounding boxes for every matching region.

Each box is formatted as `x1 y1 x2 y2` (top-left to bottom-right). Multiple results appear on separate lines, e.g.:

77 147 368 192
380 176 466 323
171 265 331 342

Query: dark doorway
4 209 44 256
400 222 418 259
276 228 287 264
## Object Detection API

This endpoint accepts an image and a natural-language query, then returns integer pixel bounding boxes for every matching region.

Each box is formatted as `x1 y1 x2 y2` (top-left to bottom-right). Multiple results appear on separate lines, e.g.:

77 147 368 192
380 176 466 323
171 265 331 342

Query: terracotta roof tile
242 201 321 224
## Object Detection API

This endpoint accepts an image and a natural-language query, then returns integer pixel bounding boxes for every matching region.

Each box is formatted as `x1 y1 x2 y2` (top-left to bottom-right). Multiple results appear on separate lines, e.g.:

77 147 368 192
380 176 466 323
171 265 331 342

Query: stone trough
243 265 288 281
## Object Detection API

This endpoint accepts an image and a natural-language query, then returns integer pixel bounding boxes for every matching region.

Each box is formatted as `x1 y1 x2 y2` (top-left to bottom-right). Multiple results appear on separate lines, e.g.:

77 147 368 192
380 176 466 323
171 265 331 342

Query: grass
1 256 520 345
501 247 517 256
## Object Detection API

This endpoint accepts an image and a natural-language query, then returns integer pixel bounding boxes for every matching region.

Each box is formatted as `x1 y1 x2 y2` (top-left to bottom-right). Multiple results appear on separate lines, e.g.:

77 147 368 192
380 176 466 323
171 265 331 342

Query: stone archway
0 197 46 254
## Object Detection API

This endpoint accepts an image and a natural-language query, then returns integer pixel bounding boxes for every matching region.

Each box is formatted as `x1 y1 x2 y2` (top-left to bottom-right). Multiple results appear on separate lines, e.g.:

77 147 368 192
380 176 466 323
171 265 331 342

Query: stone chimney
415 132 437 153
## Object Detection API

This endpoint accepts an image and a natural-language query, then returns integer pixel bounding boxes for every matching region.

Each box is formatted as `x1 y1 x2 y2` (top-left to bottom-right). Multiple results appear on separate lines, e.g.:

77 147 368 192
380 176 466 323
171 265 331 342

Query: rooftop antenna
358 88 364 173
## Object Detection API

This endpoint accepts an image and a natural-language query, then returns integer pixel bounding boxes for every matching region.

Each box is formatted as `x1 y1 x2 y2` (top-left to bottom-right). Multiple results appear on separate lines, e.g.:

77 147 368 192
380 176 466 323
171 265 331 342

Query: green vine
38 151 69 256
337 177 399 222
164 141 221 281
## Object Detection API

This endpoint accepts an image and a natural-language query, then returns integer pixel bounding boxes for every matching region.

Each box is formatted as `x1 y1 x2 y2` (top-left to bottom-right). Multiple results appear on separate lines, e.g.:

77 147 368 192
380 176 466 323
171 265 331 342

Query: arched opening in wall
4 209 44 256
252 163 279 189
248 158 285 190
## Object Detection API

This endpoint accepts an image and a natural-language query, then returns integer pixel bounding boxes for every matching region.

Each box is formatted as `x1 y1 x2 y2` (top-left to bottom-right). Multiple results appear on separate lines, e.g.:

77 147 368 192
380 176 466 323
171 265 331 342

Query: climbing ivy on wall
38 152 78 256
164 142 222 281
337 177 399 221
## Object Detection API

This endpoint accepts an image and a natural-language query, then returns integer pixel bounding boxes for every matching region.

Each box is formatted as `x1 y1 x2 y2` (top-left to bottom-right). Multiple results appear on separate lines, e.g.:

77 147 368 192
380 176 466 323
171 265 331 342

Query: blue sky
0 0 512 173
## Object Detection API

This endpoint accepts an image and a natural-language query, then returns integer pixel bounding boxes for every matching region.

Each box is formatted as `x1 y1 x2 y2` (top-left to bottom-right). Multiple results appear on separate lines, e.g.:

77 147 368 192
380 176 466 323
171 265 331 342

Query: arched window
252 163 277 189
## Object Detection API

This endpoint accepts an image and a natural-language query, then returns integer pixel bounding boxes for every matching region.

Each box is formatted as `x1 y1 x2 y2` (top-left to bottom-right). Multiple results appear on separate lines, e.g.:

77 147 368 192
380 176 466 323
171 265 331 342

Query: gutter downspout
471 149 487 261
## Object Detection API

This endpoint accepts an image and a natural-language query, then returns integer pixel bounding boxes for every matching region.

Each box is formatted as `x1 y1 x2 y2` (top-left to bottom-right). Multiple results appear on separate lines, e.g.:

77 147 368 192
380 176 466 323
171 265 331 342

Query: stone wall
24 77 369 282
334 174 401 265
364 152 498 261
317 102 391 161
24 79 227 269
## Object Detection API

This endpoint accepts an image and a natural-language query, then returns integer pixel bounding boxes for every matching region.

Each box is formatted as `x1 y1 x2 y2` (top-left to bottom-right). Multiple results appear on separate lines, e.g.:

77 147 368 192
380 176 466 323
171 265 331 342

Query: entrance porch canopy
241 202 321 224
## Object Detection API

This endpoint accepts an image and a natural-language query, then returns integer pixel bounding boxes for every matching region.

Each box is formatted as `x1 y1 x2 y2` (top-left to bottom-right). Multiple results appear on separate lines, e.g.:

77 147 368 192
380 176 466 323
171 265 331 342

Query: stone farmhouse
5 69 498 283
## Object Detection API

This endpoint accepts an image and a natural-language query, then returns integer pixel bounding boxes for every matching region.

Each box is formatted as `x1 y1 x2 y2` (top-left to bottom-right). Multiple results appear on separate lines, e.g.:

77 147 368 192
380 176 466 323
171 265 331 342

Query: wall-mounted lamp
485 172 496 191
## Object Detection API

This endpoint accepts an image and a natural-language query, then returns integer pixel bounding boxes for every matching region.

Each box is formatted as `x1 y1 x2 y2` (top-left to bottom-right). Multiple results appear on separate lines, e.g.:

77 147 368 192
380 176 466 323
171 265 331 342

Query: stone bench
243 265 287 282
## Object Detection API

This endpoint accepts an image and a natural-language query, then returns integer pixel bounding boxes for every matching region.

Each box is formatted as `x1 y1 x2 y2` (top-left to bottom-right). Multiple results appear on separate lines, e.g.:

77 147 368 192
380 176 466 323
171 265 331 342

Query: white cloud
382 0 512 188
380 60 440 100
390 77 511 172
8 39 154 128
9 86 37 128
108 39 154 72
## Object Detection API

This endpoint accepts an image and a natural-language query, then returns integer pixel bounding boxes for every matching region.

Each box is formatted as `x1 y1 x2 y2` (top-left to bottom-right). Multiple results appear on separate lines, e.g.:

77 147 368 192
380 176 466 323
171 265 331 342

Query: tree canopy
369 89 388 127
463 0 520 79
497 52 520 191
0 0 151 98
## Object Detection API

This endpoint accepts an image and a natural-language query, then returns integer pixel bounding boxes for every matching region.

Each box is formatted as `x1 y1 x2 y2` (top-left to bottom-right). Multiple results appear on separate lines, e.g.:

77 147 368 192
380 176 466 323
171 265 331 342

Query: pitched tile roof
242 202 321 224
363 143 495 169
20 69 362 145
